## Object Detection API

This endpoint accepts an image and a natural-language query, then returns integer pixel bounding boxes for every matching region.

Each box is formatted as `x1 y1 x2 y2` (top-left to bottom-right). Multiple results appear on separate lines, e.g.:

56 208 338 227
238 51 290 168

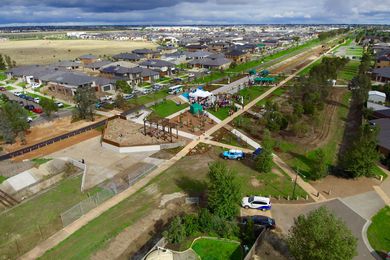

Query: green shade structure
190 103 203 115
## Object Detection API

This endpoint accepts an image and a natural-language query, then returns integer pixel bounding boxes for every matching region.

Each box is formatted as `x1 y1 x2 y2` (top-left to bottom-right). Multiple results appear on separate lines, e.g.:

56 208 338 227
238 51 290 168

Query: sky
0 0 389 26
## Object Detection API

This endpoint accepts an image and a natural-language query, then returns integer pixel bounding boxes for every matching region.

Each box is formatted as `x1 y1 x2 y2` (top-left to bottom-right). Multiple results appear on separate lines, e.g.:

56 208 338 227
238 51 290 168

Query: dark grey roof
370 118 390 150
373 67 390 78
226 49 246 56
112 53 141 61
139 59 175 68
50 60 81 68
93 77 114 86
132 48 159 55
189 57 231 67
101 65 143 75
141 68 159 77
186 51 212 58
84 60 112 69
79 54 97 59
7 65 45 77
41 71 94 87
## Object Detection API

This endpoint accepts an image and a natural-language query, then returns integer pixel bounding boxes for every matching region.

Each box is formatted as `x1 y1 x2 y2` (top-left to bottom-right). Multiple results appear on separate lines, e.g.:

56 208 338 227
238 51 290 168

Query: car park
241 196 272 211
222 149 245 160
241 215 276 229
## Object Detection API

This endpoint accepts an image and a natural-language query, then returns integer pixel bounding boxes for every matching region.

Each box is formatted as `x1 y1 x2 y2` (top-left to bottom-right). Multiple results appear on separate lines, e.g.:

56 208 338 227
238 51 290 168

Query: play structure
143 118 179 142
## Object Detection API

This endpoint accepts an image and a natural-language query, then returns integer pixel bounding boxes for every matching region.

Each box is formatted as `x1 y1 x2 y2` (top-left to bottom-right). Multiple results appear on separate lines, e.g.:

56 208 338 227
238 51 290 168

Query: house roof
112 52 141 61
84 60 113 69
132 48 159 55
370 118 390 150
189 57 231 67
79 54 97 59
186 51 213 58
369 91 387 98
141 67 159 77
50 60 81 68
226 49 247 57
373 67 390 79
42 71 94 87
101 65 143 75
139 59 175 68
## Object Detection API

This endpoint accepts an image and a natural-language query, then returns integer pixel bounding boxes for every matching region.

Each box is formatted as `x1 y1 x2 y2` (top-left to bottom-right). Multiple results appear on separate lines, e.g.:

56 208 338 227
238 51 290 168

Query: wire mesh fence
60 163 157 227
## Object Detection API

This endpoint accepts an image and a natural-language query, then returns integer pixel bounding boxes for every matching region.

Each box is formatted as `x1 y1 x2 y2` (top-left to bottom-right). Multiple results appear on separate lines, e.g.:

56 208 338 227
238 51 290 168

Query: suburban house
372 67 390 83
50 60 81 70
132 49 160 59
368 91 387 104
370 118 390 157
185 44 208 52
186 51 213 60
207 42 229 53
188 56 232 70
79 54 98 65
84 60 113 72
161 51 187 65
100 66 144 86
139 59 176 77
225 49 251 64
141 68 160 83
6 65 57 84
112 53 141 62
157 46 178 54
375 50 390 69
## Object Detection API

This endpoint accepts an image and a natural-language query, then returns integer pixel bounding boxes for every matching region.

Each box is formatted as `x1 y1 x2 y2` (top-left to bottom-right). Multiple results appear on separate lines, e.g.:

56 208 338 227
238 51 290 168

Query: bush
163 216 186 244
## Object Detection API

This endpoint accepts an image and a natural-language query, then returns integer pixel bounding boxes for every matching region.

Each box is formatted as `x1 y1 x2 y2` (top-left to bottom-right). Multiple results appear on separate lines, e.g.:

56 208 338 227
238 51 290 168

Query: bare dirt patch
311 175 381 199
169 111 215 135
250 176 262 187
1 116 105 153
0 40 156 65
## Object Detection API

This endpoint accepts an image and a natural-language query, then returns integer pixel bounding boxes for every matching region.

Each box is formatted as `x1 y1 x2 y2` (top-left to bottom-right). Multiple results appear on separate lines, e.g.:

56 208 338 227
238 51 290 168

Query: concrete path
202 140 253 154
22 39 343 259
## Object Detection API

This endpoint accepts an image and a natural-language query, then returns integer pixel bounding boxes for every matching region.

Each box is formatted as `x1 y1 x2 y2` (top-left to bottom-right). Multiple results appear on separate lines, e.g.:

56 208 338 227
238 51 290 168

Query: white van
168 85 183 95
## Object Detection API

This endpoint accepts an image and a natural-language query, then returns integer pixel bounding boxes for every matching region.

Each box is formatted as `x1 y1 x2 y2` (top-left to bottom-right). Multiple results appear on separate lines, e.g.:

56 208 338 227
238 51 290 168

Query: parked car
0 87 6 91
30 83 41 89
241 196 272 211
55 101 64 108
222 149 245 160
26 117 33 123
152 84 163 90
100 95 113 102
188 73 195 78
252 148 263 159
26 96 34 101
19 94 28 99
24 104 35 111
13 91 22 97
241 215 276 229
33 97 40 104
123 94 134 100
32 108 43 114
140 88 153 95
95 103 103 109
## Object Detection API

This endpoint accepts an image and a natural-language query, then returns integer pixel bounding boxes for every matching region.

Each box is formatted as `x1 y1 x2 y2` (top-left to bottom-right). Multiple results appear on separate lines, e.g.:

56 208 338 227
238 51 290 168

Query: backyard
0 175 101 258
151 99 188 118
367 206 390 256
191 237 243 260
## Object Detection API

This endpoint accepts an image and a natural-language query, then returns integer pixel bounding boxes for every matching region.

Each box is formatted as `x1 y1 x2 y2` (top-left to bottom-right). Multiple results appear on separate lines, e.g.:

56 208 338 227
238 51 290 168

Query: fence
60 163 157 227
244 228 267 260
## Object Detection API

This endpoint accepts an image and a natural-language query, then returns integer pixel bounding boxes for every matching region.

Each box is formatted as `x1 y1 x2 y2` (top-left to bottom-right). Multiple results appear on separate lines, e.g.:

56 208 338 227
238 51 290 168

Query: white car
13 91 22 97
241 196 272 211
33 97 40 104
26 117 33 123
31 83 41 89
55 101 64 108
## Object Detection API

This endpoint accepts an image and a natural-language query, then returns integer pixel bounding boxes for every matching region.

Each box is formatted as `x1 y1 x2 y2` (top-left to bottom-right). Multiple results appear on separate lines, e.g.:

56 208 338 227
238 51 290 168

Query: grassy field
367 206 390 255
0 176 101 258
337 60 360 84
191 238 242 260
5 86 15 91
0 40 157 65
238 86 269 105
151 100 189 118
207 107 233 120
129 89 169 106
41 147 307 259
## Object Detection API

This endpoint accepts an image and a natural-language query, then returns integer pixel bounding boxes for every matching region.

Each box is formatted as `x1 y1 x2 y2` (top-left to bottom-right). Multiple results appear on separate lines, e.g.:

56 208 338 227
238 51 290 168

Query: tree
114 92 127 109
40 97 58 117
0 101 30 143
287 206 357 260
207 161 241 220
115 80 132 94
311 148 328 180
341 124 379 178
350 73 371 106
255 129 274 173
73 87 96 121
4 55 13 68
0 54 6 70
162 216 186 244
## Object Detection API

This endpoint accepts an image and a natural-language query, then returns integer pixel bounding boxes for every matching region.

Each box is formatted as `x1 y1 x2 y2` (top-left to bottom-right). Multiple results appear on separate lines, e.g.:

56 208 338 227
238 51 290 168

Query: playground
169 111 216 135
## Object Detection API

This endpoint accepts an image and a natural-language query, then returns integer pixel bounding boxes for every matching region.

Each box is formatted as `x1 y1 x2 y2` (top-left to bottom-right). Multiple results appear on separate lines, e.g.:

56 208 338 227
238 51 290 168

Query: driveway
272 192 385 260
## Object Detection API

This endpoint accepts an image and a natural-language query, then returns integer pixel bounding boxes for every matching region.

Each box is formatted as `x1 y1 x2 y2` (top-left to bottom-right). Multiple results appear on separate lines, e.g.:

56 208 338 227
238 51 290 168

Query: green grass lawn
0 176 7 184
5 85 15 90
27 92 71 108
371 165 388 179
337 60 360 84
0 176 101 258
31 157 52 165
17 82 27 88
0 73 6 81
238 86 269 105
367 206 390 255
151 100 189 118
207 106 234 120
41 146 307 259
129 89 169 106
192 238 242 260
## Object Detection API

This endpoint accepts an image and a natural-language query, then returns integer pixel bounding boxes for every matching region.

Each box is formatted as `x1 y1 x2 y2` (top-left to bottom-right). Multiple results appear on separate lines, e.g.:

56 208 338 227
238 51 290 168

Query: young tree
287 207 357 260
0 101 30 143
255 129 274 173
114 92 127 109
40 97 58 117
311 148 328 180
115 80 132 94
341 124 379 178
73 87 96 121
207 161 241 220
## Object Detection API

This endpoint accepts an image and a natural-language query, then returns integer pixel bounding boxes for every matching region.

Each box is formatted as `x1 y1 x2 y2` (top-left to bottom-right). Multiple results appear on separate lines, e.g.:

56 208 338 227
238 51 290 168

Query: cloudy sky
0 0 389 26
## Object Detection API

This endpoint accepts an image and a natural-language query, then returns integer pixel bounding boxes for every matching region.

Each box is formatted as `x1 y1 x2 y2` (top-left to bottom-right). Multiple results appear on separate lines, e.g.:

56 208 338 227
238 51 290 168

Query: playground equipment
143 118 179 142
